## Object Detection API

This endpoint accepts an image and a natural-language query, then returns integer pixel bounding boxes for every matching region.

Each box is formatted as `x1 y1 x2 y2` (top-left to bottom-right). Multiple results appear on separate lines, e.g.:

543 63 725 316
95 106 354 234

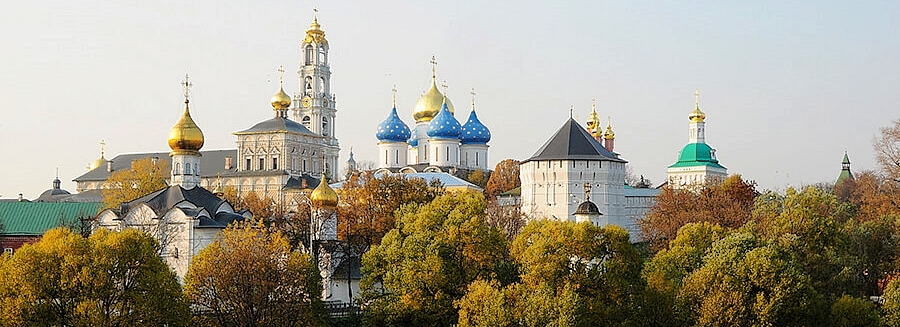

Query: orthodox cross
442 80 448 94
694 89 700 107
470 87 476 110
583 182 592 201
591 97 596 112
430 55 437 78
181 74 193 102
569 105 574 118
278 65 285 85
100 139 106 156
391 85 398 107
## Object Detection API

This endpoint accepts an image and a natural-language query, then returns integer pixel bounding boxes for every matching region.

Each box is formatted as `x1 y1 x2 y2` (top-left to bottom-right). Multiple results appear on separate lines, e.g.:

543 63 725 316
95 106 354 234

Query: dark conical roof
524 118 625 163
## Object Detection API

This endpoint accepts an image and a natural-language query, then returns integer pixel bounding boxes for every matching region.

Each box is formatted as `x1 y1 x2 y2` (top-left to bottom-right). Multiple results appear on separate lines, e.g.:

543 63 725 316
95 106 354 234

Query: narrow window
175 163 181 174
272 157 278 170
475 152 479 166
246 158 251 170
260 158 265 170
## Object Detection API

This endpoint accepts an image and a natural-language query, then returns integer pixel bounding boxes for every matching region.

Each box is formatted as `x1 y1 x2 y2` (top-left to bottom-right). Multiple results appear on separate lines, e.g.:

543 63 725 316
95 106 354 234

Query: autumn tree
360 192 508 326
639 174 757 251
845 170 900 221
241 190 275 219
336 172 443 253
874 118 900 181
466 169 490 189
185 219 326 327
102 157 169 210
884 278 900 327
678 232 823 326
484 200 526 240
485 159 520 200
0 228 189 326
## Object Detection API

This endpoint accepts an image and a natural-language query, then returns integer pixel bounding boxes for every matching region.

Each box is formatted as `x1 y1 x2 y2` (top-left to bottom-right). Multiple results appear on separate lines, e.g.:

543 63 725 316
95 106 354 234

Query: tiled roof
0 202 101 236
524 118 625 163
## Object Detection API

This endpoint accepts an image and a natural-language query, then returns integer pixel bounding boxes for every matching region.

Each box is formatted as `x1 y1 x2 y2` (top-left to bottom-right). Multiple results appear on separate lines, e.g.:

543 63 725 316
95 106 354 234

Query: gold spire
604 116 615 139
470 87 476 111
413 55 454 122
89 139 108 170
271 66 292 110
586 97 602 138
689 90 706 123
303 7 328 45
168 75 205 155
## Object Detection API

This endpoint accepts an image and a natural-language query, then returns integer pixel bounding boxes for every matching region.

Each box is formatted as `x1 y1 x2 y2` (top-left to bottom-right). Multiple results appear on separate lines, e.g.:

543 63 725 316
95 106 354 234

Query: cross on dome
430 55 437 78
278 65 285 85
181 74 193 102
392 84 398 107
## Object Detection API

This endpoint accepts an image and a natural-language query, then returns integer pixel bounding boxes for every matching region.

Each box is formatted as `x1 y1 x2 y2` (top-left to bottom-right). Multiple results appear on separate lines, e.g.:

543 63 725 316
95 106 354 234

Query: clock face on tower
302 96 312 107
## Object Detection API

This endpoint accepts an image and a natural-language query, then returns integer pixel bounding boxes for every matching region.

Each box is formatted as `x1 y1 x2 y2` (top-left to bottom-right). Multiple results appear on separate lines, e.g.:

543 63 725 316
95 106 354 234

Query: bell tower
293 9 340 178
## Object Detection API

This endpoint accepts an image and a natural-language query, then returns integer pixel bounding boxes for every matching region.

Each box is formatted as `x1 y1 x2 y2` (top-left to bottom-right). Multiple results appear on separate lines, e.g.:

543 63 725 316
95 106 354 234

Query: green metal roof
668 143 725 169
0 202 100 236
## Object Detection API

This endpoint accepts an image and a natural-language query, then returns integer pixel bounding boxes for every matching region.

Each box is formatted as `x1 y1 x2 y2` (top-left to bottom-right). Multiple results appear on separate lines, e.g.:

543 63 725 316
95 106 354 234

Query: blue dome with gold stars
460 109 491 144
408 135 418 147
376 107 411 142
426 103 461 139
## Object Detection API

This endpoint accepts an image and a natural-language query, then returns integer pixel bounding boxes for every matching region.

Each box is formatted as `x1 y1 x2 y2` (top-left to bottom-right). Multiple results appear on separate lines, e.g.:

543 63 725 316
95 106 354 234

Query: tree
336 172 443 254
625 164 652 188
360 192 508 326
884 278 900 327
639 174 758 251
829 295 880 327
874 119 900 181
466 169 490 190
485 201 526 240
185 219 326 327
102 157 169 210
678 232 823 326
846 170 900 221
0 228 189 326
241 191 275 219
485 159 520 200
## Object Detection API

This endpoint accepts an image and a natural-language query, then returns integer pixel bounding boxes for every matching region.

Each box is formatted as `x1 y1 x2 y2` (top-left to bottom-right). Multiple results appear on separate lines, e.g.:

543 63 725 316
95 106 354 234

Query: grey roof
523 118 626 163
574 200 601 215
74 149 238 182
283 173 320 190
118 185 246 228
234 117 320 136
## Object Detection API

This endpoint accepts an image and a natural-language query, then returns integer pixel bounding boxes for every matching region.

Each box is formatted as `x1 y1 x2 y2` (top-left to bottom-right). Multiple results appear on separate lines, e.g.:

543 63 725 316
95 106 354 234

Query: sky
1 0 898 199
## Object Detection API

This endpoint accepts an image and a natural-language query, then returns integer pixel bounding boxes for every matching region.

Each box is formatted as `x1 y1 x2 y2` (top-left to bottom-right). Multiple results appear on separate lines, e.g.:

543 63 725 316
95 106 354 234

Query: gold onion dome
310 174 338 209
168 100 205 154
271 86 292 110
90 155 108 170
413 79 454 123
689 91 706 123
604 118 615 139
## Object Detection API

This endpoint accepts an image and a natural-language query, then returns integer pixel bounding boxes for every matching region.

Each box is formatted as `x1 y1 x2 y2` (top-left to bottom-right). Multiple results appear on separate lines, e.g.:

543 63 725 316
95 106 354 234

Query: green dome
668 143 725 169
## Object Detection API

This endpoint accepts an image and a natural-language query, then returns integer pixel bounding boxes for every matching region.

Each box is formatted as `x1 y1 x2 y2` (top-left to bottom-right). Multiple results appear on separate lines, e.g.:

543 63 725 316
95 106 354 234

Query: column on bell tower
293 9 340 178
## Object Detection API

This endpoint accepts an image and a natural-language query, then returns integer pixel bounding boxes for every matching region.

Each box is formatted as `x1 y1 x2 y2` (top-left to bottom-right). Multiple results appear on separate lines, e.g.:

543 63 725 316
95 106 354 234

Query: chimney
225 156 233 170
107 161 114 173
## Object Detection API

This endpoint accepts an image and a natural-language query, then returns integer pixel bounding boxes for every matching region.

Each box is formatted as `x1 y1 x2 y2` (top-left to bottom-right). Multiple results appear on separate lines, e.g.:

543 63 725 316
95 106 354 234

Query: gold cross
591 97 596 112
442 80 448 94
181 74 192 101
391 84 398 107
470 87 476 109
100 139 106 156
430 55 437 78
278 66 285 85
569 105 574 118
694 89 700 107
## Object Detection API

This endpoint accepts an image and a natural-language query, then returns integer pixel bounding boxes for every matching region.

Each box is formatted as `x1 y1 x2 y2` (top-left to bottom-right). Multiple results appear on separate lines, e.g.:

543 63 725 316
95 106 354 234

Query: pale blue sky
1 1 898 199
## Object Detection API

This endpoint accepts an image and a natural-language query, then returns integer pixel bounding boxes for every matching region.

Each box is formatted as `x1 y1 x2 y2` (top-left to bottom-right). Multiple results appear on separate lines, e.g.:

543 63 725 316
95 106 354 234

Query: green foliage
830 295 880 327
0 228 189 326
185 219 326 327
360 192 508 327
679 232 823 327
884 278 900 327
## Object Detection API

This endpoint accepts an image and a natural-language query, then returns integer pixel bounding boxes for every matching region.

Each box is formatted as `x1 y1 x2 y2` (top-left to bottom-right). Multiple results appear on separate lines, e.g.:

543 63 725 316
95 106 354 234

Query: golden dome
413 78 454 123
310 174 338 210
271 86 292 110
586 99 601 138
168 100 205 155
303 16 328 45
604 118 615 139
90 156 108 170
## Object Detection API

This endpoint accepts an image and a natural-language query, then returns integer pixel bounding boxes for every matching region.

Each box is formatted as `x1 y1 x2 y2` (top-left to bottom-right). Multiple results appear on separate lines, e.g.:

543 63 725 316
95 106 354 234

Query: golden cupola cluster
168 99 205 155
304 16 328 45
689 90 706 123
586 98 602 139
310 173 338 210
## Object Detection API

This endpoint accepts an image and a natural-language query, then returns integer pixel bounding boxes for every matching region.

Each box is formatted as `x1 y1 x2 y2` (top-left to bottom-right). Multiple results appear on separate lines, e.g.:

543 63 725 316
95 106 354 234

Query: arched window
318 46 326 64
305 45 313 65
175 163 181 174
305 77 313 93
302 116 311 128
319 77 326 94
185 163 191 175
322 117 329 136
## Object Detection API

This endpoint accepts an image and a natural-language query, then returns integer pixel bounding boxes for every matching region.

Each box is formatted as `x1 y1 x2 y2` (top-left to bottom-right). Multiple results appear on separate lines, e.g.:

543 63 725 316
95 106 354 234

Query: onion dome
413 78 454 123
271 86 292 110
574 200 601 215
304 15 328 45
376 107 412 142
408 135 419 147
310 174 338 210
89 140 108 170
168 99 205 155
460 109 491 144
603 118 615 139
427 102 461 139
